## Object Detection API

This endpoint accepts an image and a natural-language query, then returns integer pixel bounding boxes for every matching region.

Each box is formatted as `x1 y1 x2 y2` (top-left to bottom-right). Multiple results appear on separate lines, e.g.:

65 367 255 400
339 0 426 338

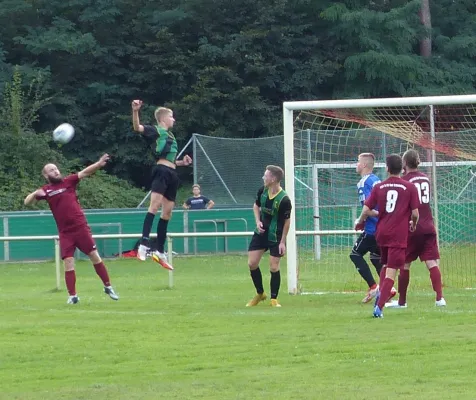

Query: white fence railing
0 230 358 293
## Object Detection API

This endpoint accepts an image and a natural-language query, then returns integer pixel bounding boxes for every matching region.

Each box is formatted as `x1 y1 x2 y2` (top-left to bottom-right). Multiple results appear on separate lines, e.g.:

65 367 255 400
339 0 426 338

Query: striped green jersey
142 125 178 163
254 186 292 242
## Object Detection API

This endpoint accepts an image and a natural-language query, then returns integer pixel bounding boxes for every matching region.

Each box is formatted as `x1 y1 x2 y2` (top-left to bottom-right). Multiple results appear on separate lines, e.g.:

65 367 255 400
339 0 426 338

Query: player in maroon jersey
385 149 446 308
355 154 420 318
24 154 119 304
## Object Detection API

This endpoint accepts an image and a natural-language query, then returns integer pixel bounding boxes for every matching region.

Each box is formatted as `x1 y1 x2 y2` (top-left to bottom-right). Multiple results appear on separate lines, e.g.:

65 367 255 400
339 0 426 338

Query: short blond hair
266 165 284 182
358 153 375 168
154 107 173 123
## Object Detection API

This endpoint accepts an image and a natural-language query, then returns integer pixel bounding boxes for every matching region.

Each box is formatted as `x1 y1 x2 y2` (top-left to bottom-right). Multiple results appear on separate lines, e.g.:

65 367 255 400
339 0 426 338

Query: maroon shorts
59 225 97 259
406 233 440 263
380 246 406 270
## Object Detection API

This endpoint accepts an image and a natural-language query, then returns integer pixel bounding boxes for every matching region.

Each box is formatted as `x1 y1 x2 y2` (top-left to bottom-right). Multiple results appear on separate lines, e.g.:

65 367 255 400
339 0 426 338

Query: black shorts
248 233 282 258
351 232 380 259
150 164 179 202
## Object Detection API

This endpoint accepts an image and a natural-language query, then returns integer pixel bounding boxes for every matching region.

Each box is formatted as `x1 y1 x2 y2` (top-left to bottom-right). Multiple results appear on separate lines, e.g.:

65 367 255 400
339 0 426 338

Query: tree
0 68 146 210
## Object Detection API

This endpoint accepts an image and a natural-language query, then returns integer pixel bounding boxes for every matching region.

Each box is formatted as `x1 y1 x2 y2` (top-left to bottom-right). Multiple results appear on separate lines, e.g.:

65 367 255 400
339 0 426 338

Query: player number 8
385 190 399 212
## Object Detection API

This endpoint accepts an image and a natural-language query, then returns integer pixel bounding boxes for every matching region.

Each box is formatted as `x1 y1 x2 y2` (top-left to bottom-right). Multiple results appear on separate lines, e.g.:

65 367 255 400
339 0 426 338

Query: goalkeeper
351 153 384 303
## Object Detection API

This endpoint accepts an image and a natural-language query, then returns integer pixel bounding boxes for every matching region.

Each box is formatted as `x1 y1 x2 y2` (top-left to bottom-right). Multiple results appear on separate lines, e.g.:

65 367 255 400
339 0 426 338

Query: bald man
24 154 119 304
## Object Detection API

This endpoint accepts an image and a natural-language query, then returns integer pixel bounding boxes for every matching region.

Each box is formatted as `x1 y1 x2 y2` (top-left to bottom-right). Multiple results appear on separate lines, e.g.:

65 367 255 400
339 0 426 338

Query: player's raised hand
131 100 143 111
98 154 110 166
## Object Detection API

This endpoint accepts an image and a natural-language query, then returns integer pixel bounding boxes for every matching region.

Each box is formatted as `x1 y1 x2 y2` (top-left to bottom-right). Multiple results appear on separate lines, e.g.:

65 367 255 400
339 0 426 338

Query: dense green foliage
0 0 475 209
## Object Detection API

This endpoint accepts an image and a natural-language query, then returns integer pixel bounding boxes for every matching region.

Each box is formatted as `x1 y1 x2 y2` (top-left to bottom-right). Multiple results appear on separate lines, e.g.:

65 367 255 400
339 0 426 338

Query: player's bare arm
409 208 419 232
253 203 265 233
279 218 291 255
78 154 110 180
367 209 378 217
356 205 370 225
131 100 144 133
24 188 45 206
176 155 193 167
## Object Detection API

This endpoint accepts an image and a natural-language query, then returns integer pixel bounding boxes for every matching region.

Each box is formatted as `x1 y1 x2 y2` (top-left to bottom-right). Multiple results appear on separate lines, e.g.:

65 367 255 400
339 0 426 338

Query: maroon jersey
36 174 88 233
402 171 436 235
365 176 420 248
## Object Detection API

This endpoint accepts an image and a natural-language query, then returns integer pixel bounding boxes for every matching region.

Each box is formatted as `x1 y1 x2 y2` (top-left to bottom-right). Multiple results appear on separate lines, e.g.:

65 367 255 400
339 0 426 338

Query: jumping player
132 100 192 270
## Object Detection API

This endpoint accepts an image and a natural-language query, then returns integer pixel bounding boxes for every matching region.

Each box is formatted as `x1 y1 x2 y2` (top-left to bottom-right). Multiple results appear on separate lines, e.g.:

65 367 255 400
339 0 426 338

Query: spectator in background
183 184 215 210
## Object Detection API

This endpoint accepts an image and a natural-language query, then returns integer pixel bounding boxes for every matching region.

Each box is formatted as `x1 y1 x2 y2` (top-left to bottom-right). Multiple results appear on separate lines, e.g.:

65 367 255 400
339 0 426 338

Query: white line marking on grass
14 306 168 316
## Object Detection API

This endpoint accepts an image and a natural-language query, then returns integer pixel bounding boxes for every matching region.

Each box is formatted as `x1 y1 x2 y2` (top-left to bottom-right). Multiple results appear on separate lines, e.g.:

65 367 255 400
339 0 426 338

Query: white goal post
283 94 476 295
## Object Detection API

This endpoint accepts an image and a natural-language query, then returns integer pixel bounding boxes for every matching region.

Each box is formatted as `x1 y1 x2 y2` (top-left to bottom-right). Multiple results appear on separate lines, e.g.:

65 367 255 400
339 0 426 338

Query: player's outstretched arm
78 154 110 180
24 189 45 206
132 100 145 133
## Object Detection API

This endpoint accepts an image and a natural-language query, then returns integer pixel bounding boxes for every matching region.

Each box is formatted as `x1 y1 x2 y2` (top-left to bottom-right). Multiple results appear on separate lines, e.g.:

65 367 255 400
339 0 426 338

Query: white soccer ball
53 123 75 144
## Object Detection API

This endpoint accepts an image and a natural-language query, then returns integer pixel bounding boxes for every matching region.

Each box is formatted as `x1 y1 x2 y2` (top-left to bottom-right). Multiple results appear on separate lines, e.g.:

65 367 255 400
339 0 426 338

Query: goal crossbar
296 161 476 169
284 94 476 111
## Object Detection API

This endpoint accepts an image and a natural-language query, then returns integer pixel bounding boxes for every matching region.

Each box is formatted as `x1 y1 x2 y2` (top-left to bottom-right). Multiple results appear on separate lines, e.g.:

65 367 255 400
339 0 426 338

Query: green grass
1 256 476 400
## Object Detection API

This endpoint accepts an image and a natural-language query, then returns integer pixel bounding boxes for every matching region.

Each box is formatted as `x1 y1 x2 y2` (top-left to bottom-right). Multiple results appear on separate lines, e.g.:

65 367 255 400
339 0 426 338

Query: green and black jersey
142 125 178 163
255 186 292 243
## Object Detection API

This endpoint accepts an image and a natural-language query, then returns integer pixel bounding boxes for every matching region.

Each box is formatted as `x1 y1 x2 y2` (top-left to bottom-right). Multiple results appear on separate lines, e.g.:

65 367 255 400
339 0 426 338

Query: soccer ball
53 123 75 144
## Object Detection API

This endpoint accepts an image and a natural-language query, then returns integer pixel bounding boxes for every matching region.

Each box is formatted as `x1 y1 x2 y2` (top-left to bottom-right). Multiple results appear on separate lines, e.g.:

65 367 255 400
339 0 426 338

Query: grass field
297 244 476 292
1 255 476 400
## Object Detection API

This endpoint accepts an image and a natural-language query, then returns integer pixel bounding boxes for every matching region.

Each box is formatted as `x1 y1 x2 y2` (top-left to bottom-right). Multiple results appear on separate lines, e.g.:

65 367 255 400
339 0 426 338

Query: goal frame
283 94 476 295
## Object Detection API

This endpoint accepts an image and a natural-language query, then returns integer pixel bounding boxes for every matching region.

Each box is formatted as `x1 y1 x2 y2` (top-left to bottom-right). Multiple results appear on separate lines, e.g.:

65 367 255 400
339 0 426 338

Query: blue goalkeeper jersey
357 173 381 235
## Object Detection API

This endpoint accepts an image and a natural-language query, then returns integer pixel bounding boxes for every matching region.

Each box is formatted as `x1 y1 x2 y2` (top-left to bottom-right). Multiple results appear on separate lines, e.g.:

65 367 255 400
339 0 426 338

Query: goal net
192 134 284 206
284 96 476 294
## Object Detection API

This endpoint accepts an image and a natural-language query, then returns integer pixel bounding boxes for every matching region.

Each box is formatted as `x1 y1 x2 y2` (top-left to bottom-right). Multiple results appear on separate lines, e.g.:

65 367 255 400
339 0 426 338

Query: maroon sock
429 267 443 301
65 270 77 296
378 266 387 287
398 269 410 305
94 262 111 286
377 277 395 309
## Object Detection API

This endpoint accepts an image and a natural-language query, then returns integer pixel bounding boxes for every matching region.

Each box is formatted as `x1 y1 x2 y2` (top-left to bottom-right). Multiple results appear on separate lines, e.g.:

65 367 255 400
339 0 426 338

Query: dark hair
386 154 403 175
403 149 420 169
266 165 284 182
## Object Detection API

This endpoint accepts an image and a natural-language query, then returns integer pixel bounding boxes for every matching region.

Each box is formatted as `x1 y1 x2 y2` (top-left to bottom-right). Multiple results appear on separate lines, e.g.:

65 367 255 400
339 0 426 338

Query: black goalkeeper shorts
351 232 380 258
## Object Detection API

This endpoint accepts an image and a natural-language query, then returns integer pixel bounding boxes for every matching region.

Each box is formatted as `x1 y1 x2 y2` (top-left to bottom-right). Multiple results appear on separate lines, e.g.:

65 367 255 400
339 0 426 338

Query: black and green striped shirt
255 186 292 242
142 125 178 163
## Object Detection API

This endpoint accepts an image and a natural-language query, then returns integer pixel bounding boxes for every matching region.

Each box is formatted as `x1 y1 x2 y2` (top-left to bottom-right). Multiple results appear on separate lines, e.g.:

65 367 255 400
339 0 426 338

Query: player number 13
385 190 399 212
415 181 430 204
